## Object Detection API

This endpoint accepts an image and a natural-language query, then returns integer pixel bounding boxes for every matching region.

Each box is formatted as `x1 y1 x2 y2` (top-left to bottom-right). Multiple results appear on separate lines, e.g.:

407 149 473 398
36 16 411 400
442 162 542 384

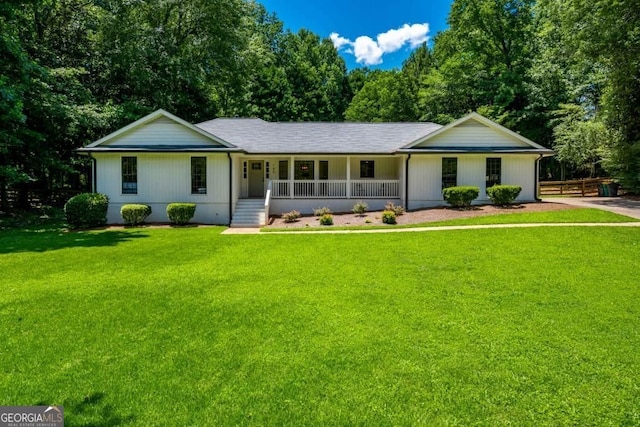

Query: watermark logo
0 406 64 427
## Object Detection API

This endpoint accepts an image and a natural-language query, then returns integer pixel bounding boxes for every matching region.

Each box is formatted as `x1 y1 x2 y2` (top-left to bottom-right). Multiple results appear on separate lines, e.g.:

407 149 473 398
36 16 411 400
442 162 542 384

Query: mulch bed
267 201 576 229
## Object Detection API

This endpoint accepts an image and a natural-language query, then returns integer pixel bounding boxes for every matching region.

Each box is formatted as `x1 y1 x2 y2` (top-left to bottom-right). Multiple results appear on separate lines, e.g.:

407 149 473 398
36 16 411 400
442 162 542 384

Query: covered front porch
233 155 406 219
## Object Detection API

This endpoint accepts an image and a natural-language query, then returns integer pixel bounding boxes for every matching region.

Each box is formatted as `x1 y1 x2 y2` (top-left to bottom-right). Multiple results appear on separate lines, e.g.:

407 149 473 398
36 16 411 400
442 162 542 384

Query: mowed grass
1 224 640 425
263 207 637 232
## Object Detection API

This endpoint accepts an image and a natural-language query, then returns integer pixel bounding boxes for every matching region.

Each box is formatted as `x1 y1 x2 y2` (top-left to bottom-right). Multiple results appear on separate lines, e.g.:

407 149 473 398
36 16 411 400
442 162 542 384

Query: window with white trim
191 157 207 194
442 157 457 189
121 157 137 194
486 158 501 189
360 160 374 178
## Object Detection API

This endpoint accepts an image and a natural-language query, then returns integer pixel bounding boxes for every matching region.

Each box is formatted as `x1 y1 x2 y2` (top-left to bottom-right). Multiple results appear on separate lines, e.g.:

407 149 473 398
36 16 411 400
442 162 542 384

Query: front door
248 161 264 197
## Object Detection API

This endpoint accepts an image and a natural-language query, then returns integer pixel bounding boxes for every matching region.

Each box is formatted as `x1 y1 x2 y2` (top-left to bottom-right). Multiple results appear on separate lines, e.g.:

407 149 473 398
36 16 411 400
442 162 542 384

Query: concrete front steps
230 199 266 228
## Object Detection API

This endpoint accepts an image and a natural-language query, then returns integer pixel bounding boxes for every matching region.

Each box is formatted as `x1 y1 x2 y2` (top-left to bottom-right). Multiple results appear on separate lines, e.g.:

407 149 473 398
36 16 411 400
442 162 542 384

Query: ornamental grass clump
166 203 196 225
121 204 152 226
351 200 368 216
384 201 405 216
442 186 479 208
64 193 109 229
282 210 301 223
313 206 332 216
487 185 522 206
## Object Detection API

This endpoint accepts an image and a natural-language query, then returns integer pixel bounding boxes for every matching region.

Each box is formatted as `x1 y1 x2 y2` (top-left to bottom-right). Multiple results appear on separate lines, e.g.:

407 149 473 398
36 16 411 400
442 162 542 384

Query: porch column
289 156 295 199
401 155 408 206
346 156 351 199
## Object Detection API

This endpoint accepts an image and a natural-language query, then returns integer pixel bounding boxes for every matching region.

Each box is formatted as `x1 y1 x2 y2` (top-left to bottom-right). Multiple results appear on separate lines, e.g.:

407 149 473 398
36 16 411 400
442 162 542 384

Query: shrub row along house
78 110 554 226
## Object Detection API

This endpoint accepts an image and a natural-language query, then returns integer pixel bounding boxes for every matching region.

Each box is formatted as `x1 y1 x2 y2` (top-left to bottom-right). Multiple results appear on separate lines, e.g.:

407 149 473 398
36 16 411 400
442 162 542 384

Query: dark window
191 157 207 194
121 157 137 194
442 157 457 189
486 158 501 189
279 160 289 180
360 160 375 178
319 161 329 180
295 160 314 180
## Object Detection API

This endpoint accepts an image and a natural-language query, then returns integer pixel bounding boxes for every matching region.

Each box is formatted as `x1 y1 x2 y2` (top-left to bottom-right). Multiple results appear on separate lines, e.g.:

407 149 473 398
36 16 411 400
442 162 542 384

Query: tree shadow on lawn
37 392 135 426
0 226 149 254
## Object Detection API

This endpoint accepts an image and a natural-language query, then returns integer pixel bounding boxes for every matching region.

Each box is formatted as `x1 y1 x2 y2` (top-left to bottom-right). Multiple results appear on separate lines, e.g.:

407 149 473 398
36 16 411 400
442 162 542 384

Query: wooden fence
538 178 611 196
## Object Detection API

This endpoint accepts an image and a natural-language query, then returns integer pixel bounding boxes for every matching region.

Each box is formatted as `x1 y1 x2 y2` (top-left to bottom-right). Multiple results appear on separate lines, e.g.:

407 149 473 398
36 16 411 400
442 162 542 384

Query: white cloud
377 23 429 52
353 36 384 65
329 32 351 50
330 23 429 66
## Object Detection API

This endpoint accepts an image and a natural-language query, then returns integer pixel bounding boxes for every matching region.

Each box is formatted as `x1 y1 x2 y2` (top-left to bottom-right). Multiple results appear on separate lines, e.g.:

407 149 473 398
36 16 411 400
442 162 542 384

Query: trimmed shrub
352 200 368 215
121 204 152 226
487 185 522 206
382 210 397 224
313 206 332 216
64 193 109 229
384 201 405 216
442 186 479 208
166 203 196 225
319 214 333 225
282 210 301 223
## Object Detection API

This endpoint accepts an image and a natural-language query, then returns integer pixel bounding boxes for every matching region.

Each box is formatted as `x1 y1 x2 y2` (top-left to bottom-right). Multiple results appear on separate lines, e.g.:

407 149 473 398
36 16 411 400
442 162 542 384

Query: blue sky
258 0 453 70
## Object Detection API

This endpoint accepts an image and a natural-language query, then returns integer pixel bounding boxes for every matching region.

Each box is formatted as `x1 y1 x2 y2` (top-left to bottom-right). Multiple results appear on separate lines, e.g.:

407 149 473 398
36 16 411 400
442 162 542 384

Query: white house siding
103 117 223 147
414 120 531 148
408 154 538 209
95 153 230 224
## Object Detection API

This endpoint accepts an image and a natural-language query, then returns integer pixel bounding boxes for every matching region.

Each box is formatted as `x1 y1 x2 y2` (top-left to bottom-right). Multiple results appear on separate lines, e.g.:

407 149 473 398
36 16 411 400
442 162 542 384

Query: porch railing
271 179 399 199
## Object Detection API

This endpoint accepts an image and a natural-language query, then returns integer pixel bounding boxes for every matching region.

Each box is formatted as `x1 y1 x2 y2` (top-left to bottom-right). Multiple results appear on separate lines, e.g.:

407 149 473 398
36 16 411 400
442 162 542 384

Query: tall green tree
0 3 33 210
345 71 417 122
95 0 248 122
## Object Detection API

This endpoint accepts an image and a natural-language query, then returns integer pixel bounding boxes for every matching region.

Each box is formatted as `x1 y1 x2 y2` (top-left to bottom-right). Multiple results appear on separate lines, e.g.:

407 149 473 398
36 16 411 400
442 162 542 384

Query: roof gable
403 112 549 151
83 109 236 150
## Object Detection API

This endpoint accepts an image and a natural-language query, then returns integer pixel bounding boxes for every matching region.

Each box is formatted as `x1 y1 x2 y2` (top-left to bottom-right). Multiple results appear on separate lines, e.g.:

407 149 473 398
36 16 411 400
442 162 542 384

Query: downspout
227 152 233 225
405 153 411 211
535 154 543 202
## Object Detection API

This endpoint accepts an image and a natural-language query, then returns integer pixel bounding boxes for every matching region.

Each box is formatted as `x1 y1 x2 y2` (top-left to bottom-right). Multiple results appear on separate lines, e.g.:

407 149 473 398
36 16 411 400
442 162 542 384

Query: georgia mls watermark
0 406 63 427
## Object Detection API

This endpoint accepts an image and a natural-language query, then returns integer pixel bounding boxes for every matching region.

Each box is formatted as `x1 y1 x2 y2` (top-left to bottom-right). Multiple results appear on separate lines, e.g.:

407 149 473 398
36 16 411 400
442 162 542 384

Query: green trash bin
598 183 609 197
607 182 619 197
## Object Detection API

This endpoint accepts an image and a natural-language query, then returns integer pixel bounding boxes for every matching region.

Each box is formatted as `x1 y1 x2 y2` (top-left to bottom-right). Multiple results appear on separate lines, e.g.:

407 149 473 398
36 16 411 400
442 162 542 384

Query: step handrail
264 180 272 226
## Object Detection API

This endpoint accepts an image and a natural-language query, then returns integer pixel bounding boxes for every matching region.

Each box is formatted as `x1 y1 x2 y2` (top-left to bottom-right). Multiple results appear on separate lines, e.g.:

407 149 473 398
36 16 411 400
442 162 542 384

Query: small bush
319 214 333 225
352 200 368 215
313 206 332 216
442 186 479 208
487 185 522 206
382 210 397 224
282 210 301 223
64 193 109 229
384 201 405 216
166 203 196 225
121 204 152 226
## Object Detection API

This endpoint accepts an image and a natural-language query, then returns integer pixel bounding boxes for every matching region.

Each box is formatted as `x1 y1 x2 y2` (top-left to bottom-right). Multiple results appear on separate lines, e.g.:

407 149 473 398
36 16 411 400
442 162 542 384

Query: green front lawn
1 224 639 425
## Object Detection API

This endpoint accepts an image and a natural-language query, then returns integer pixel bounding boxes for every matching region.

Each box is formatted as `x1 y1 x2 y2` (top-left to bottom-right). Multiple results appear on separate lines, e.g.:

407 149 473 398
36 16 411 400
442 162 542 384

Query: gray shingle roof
195 118 443 154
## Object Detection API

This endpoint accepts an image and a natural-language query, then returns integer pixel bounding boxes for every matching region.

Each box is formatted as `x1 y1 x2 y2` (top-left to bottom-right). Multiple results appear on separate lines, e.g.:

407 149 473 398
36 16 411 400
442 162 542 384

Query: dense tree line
1 0 638 211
